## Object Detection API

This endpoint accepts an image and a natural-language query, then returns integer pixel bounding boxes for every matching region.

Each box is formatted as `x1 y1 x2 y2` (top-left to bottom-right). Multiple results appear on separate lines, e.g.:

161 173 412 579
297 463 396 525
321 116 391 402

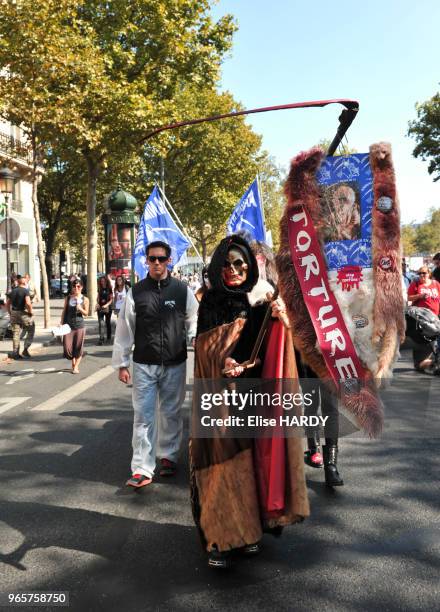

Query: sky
211 0 440 225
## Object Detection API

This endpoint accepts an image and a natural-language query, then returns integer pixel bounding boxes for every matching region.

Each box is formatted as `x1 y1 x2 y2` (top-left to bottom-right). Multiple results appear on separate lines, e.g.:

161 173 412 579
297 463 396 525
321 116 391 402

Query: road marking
0 396 32 415
6 369 35 385
31 365 115 412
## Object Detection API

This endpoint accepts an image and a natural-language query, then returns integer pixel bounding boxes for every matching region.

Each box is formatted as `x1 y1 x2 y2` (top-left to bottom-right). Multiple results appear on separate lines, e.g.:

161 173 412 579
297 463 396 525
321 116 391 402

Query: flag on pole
226 178 266 242
133 186 190 279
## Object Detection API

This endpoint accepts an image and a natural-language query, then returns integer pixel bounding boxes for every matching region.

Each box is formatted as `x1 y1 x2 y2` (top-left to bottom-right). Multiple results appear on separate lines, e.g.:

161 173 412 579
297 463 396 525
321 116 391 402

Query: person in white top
112 241 198 489
113 275 127 316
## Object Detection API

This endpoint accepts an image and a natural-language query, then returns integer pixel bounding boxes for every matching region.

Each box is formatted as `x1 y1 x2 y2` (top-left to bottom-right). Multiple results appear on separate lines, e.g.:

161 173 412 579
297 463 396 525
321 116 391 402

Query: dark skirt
63 327 85 360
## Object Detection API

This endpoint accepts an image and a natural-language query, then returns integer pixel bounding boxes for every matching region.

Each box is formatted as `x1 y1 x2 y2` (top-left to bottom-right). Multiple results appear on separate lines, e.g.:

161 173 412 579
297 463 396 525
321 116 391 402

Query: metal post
5 194 10 294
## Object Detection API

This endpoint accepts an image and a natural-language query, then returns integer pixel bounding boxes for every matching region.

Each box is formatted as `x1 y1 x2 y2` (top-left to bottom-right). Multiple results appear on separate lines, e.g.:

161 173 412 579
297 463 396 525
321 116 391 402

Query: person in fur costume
190 234 309 569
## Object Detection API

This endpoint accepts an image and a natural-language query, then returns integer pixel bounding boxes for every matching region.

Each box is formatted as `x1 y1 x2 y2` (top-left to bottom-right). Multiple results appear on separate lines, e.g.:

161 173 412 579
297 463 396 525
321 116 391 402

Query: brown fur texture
276 147 384 437
190 319 309 552
369 142 406 380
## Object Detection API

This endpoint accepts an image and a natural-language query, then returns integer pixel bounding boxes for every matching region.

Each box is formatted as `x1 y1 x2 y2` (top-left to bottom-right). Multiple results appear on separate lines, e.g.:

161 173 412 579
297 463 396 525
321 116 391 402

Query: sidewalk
0 298 91 361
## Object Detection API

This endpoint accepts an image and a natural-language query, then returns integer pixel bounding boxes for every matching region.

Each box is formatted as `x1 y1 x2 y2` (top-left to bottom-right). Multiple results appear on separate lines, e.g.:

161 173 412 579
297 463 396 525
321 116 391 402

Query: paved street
0 330 439 611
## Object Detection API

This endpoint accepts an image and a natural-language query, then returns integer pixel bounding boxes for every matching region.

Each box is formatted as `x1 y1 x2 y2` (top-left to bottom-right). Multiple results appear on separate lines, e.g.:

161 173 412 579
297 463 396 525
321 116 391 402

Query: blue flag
133 186 190 279
226 179 265 241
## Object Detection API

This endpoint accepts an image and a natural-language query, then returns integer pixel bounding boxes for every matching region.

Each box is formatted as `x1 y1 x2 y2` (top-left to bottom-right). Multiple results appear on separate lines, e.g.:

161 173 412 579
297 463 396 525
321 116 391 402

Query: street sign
1 243 18 249
0 218 21 243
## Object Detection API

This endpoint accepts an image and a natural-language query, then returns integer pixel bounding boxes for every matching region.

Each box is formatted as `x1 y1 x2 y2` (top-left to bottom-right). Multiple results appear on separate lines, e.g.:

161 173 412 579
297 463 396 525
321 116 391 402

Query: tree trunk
85 155 99 315
31 140 51 328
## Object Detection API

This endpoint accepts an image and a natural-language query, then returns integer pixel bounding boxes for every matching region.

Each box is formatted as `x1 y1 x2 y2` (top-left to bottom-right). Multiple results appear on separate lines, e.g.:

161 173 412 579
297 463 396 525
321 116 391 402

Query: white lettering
309 278 330 302
301 254 320 280
317 305 337 329
335 357 359 379
296 230 311 252
290 209 308 226
325 328 346 356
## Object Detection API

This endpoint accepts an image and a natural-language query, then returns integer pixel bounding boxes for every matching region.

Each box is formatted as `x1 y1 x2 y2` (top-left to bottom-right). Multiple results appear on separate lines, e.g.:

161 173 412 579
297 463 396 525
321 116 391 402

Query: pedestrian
191 234 309 568
24 273 39 303
431 253 440 283
112 240 198 488
96 276 113 345
6 275 35 359
407 266 440 372
194 266 210 302
61 278 89 374
113 275 127 317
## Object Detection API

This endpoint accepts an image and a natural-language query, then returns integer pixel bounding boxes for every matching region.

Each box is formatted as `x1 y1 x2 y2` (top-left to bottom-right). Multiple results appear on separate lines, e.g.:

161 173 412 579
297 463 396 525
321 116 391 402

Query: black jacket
132 274 188 365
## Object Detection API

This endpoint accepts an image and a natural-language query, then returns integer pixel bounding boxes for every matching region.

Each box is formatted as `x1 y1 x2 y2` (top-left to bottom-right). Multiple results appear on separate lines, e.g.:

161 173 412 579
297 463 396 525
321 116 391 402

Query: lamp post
0 166 17 294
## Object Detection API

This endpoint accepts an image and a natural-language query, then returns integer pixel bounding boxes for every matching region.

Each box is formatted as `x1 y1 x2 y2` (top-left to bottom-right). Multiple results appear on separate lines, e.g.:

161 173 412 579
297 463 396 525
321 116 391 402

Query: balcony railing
0 131 32 165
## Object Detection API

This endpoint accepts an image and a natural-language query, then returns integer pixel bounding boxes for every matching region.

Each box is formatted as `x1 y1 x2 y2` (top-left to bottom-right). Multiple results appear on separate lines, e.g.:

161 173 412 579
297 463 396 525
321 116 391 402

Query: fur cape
190 285 309 552
276 144 404 437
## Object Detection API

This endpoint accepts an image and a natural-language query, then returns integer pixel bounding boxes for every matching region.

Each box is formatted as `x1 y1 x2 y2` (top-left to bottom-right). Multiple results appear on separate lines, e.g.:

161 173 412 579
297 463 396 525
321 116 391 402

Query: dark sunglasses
419 272 428 276
223 258 246 269
148 255 168 263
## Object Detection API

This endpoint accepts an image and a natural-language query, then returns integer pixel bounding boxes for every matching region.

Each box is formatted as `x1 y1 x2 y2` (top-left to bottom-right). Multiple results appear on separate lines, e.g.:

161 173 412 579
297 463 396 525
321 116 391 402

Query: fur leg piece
370 143 406 366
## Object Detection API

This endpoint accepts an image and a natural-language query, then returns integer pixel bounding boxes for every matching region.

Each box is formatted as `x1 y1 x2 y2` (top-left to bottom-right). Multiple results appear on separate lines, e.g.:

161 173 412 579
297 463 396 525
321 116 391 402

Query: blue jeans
131 361 186 477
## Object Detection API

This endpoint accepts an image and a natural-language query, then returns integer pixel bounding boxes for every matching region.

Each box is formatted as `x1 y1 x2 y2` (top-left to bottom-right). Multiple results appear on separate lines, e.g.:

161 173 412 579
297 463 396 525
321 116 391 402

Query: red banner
288 207 368 385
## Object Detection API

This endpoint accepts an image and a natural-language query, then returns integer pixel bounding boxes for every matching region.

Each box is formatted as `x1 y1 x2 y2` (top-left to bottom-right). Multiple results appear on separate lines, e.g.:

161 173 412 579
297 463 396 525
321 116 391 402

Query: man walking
6 275 35 359
112 241 198 488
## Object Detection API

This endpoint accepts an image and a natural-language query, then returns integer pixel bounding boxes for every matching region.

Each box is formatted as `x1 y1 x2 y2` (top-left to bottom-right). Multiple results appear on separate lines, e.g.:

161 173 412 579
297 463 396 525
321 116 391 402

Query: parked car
50 278 69 298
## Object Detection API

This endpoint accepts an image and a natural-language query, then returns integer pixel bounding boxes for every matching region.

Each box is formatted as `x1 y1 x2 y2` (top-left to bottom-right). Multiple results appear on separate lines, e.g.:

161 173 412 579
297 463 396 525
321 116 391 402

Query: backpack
406 306 440 343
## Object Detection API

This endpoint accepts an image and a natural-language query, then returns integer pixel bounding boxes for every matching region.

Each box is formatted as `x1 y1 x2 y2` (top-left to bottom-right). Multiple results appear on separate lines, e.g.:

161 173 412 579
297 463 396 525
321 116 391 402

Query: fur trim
370 142 405 380
247 279 275 306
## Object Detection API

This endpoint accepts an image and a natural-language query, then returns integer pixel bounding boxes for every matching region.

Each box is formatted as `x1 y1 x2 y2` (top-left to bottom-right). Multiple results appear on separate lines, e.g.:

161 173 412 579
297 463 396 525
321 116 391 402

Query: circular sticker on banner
379 256 393 271
340 378 360 396
377 196 393 213
352 314 369 329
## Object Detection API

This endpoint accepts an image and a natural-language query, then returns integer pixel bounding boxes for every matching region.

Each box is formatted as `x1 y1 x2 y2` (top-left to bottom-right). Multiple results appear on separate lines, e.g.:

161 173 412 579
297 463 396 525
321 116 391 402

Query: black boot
208 547 232 569
323 444 344 487
304 435 323 468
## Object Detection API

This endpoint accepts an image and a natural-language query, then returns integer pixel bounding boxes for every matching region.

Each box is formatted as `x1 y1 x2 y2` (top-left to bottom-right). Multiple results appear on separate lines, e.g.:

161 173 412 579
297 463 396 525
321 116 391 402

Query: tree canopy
408 91 440 182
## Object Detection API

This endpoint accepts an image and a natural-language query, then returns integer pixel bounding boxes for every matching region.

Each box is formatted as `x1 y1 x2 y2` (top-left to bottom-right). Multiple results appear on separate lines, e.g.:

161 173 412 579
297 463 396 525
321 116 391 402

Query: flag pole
155 183 204 263
256 173 266 230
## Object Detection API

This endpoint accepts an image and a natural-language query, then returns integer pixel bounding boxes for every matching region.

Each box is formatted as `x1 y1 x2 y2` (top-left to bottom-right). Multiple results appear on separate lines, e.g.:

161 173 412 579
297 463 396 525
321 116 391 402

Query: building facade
0 120 40 298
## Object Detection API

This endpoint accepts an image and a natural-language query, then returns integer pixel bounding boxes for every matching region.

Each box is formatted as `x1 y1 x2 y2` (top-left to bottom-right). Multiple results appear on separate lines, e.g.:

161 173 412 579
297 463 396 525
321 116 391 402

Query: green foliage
141 87 283 259
316 139 358 156
401 224 417 256
402 208 440 256
408 92 440 181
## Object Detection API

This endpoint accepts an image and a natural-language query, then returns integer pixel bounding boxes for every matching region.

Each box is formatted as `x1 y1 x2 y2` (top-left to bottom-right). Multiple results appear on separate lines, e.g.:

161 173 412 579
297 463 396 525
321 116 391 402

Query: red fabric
254 320 287 519
408 280 440 316
287 207 370 385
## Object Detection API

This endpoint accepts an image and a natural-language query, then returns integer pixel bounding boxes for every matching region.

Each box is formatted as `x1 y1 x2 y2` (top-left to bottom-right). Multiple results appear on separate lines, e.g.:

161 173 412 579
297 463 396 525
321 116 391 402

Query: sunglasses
419 272 428 276
148 255 168 263
223 258 246 269
72 282 81 287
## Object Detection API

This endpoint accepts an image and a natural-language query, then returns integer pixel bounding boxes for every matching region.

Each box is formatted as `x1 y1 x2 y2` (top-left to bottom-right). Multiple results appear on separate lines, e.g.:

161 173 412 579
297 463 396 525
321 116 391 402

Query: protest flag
226 178 266 242
133 186 190 279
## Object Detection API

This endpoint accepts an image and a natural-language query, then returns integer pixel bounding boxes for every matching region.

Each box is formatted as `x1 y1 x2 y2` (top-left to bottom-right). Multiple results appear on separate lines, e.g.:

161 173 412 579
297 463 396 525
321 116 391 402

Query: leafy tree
401 224 417 256
142 87 283 261
1 0 236 311
414 208 440 254
316 139 358 156
0 0 100 325
408 92 440 181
